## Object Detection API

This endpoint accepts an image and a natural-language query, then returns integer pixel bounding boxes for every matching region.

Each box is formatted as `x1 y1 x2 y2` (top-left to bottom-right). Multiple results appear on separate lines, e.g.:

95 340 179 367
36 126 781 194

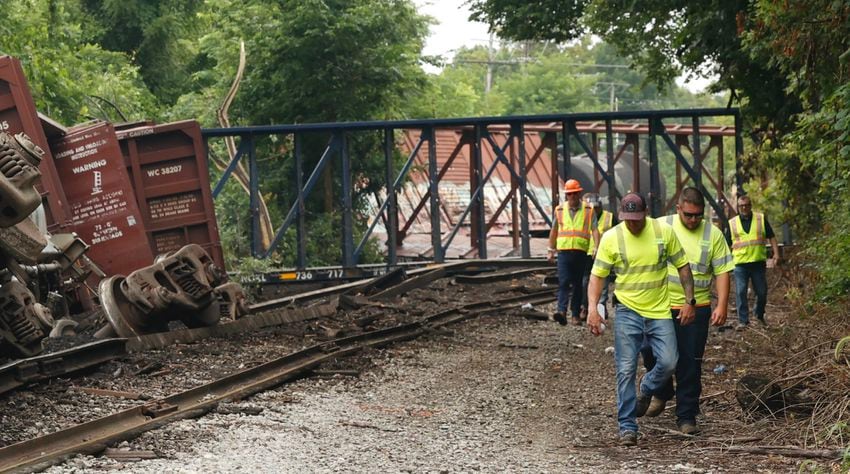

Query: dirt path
45 309 802 473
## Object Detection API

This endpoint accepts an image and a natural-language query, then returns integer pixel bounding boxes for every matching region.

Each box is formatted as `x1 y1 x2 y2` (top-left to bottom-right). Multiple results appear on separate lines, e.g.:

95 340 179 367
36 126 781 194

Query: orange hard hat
564 179 583 194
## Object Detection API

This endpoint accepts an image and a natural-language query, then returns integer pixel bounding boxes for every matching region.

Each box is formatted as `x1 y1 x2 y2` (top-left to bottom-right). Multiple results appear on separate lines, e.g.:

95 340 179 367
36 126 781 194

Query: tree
0 0 159 124
468 0 801 136
173 0 431 266
79 0 205 105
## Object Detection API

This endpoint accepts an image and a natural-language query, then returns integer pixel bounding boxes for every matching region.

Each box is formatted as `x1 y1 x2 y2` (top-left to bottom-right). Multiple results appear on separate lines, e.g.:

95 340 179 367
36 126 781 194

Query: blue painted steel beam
248 136 260 257
604 120 617 211
425 127 443 263
692 116 702 185
264 136 337 258
655 118 727 226
483 132 552 227
734 111 745 194
340 133 355 268
202 108 739 136
384 128 397 267
513 123 531 258
567 122 618 201
473 126 487 258
648 119 662 217
294 134 307 268
212 137 250 199
354 134 426 260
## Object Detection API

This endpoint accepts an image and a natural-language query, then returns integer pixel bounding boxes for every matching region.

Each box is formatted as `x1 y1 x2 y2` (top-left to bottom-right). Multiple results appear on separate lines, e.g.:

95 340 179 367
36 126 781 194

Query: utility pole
485 34 494 93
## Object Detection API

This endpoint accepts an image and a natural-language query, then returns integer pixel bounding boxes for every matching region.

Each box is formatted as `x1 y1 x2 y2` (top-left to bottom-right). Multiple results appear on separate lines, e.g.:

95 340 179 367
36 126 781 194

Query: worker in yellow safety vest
547 179 599 326
640 187 734 435
725 195 780 329
586 192 695 447
581 193 615 319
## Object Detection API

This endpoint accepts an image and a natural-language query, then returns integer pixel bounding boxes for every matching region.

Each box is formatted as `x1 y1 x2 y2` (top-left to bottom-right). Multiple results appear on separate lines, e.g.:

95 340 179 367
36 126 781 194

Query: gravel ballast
43 309 796 473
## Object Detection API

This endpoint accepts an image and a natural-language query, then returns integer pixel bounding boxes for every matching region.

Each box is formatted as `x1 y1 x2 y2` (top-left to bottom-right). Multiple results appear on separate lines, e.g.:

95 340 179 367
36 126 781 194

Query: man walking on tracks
725 195 780 329
582 193 615 319
547 179 599 326
586 192 695 446
641 187 734 435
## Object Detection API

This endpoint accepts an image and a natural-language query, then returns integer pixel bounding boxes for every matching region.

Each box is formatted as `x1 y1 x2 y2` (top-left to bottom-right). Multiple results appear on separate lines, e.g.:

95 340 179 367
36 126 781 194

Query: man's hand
547 249 556 263
767 257 779 268
678 303 696 325
587 307 604 336
710 306 727 326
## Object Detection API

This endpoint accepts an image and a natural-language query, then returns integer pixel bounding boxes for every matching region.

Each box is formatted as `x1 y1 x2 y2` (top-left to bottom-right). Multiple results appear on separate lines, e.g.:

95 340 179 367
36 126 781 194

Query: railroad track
0 259 553 397
0 287 556 473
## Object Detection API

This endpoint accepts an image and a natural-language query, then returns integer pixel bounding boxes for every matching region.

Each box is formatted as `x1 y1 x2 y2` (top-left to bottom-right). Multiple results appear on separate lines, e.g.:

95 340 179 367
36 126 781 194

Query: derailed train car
0 55 247 361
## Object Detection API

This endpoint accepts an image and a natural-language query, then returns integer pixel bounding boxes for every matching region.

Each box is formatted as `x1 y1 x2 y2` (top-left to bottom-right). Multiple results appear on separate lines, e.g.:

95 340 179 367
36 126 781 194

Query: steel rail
0 288 555 473
0 340 127 397
0 260 551 399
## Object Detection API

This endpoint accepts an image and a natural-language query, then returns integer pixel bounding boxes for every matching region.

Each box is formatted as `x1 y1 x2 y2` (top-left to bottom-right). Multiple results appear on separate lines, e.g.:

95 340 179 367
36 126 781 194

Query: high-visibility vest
556 205 592 251
611 219 668 292
662 215 732 305
728 213 767 264
587 210 614 255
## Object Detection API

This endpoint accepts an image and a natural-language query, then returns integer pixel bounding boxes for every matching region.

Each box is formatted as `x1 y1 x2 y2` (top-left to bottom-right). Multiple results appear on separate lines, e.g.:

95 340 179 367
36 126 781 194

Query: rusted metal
0 287 555 473
453 267 552 284
0 339 126 396
0 280 51 358
116 120 224 270
98 244 228 338
0 131 44 227
0 57 71 227
75 387 148 400
0 218 48 265
49 121 153 277
126 301 336 352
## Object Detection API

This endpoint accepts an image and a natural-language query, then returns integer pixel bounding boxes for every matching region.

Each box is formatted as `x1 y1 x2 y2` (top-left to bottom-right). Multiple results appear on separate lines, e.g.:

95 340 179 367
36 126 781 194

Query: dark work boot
553 312 567 326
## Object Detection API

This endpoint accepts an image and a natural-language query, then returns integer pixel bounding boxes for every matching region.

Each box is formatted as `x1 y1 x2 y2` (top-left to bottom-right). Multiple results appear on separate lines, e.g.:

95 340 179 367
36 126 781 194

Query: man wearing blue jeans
725 195 780 329
587 193 695 447
547 179 598 326
641 187 734 435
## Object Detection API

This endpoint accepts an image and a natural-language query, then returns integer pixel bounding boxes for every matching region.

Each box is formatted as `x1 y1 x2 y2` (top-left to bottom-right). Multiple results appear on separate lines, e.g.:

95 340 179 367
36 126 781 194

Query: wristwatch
688 297 697 306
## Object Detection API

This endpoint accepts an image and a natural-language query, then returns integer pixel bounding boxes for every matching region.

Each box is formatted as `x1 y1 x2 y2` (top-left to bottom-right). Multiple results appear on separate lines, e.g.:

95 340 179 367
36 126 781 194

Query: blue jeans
641 306 711 424
614 305 678 433
734 262 767 324
557 250 587 317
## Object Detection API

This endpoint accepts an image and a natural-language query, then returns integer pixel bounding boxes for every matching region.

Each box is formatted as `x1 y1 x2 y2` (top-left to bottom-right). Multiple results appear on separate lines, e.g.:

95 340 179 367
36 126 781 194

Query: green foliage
468 0 588 43
773 83 850 299
0 0 159 124
239 0 429 124
79 0 205 105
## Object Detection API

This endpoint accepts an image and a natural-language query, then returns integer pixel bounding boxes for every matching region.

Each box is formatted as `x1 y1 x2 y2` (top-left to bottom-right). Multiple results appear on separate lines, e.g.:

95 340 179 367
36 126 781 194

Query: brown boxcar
116 120 225 270
0 56 70 228
50 121 154 276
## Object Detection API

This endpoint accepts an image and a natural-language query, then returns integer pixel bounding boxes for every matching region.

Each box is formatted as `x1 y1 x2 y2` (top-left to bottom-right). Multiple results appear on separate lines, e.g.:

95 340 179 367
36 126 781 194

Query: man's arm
676 263 696 325
710 271 731 326
586 274 605 336
768 237 780 267
591 228 600 257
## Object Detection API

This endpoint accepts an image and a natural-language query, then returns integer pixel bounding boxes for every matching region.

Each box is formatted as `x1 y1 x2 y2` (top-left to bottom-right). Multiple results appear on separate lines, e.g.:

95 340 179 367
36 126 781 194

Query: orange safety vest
556 205 592 251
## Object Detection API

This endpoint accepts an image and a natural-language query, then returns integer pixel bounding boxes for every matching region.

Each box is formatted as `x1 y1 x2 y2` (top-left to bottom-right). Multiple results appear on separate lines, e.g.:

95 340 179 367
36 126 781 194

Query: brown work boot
678 421 700 435
635 393 652 417
644 396 667 417
570 316 582 326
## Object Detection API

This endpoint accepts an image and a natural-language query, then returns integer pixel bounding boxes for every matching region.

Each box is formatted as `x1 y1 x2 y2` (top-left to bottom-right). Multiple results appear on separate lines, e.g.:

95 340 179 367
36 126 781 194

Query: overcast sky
412 0 713 93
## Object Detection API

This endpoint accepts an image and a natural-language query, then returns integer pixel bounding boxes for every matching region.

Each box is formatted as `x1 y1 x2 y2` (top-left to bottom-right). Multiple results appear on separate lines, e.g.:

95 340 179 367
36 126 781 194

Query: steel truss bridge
203 108 744 277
